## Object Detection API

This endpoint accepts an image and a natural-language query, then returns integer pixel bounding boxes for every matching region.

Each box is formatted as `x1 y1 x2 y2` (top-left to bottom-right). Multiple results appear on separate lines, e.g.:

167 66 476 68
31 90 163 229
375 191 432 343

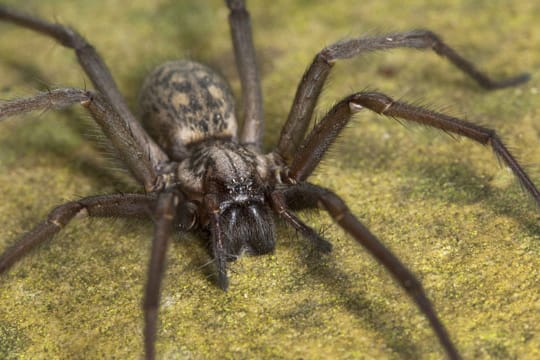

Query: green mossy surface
0 1 539 359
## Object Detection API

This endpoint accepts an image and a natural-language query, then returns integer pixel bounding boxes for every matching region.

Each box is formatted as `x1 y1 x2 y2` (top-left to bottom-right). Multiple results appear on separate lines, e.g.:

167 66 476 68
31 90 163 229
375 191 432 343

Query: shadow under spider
289 241 423 359
327 123 539 233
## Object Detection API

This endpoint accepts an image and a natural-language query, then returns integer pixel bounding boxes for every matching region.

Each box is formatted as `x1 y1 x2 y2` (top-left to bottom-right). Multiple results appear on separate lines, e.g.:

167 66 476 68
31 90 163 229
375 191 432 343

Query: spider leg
0 88 87 119
0 193 156 274
204 194 230 290
270 191 332 252
282 183 461 360
275 30 530 163
0 6 168 191
225 0 264 149
143 191 178 360
289 91 540 206
0 89 162 191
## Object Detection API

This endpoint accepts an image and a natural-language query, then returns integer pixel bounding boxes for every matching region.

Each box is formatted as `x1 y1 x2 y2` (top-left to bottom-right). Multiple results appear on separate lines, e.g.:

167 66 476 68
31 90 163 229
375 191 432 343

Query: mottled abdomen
139 60 237 161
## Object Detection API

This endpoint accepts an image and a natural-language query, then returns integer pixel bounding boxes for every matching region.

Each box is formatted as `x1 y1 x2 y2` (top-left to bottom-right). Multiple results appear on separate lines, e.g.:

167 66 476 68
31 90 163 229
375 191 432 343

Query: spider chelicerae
0 1 538 359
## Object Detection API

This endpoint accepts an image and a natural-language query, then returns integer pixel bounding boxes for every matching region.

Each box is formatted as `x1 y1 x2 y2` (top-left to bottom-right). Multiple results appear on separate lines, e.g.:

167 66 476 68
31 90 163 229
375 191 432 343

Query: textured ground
0 0 539 359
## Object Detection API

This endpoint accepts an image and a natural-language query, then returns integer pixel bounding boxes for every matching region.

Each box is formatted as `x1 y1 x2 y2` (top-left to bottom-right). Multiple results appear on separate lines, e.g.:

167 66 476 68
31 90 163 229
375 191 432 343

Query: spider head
206 170 276 260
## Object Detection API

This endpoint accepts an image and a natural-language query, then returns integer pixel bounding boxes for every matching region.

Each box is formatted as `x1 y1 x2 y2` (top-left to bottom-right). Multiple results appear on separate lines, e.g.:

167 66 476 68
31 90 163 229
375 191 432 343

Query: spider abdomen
139 60 237 161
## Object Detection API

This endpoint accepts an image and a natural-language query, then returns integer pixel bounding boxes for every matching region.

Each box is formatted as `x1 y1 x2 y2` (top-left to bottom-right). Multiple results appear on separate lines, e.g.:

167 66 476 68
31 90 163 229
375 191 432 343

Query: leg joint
352 92 395 114
48 202 84 227
316 48 336 66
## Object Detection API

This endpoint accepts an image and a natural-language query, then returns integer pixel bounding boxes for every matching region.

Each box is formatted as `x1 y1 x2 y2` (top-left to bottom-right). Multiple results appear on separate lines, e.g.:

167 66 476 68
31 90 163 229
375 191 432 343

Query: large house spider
1 1 538 359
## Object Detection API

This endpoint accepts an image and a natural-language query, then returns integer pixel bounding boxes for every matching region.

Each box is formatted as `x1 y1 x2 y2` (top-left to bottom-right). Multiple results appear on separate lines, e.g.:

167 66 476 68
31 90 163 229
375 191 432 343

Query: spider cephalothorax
140 60 281 283
180 138 280 282
0 1 538 359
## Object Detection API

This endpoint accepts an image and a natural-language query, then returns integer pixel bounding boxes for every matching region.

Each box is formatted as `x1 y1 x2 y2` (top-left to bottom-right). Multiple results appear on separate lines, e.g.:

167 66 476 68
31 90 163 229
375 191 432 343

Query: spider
0 1 538 359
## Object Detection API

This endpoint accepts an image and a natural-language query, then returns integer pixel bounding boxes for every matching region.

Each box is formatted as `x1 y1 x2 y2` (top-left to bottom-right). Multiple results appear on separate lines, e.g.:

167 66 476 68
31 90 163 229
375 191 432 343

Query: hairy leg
270 191 332 252
288 91 540 206
225 0 264 148
204 193 229 290
0 193 156 274
0 89 162 191
143 191 178 360
0 6 168 190
282 183 460 360
275 30 529 163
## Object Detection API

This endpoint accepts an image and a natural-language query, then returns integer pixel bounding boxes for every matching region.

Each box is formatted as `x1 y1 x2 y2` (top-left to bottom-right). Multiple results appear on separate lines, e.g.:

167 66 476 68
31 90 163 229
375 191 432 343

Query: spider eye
226 178 254 194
